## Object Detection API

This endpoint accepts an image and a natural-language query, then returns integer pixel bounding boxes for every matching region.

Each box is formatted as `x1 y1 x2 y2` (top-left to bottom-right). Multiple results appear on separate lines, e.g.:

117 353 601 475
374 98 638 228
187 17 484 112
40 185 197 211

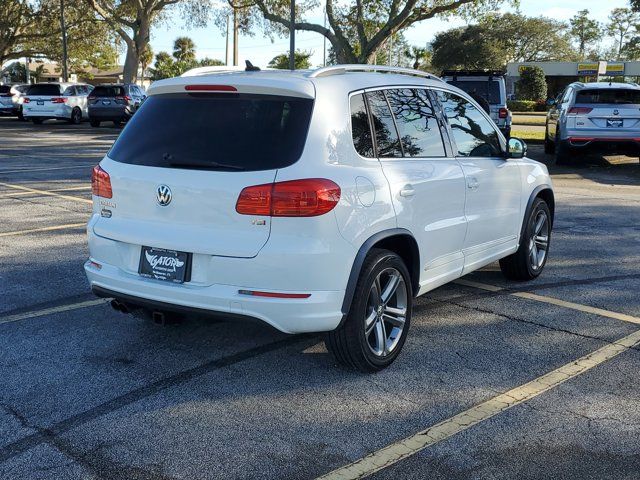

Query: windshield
448 80 501 105
27 84 62 96
575 88 640 104
109 93 314 171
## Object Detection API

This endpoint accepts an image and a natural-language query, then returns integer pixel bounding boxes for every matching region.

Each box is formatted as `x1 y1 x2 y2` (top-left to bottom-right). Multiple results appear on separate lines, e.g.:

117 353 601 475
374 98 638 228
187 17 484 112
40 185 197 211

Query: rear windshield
91 86 125 97
109 93 314 171
0 86 11 94
27 84 61 96
448 80 501 104
575 88 640 104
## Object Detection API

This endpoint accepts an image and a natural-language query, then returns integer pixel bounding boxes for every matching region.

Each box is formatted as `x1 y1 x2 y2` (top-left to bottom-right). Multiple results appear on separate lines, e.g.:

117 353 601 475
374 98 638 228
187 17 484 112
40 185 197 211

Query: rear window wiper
168 160 245 171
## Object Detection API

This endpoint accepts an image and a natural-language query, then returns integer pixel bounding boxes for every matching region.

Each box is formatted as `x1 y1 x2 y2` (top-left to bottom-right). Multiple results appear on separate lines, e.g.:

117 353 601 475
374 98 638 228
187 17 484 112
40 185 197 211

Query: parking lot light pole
289 0 295 70
60 0 69 82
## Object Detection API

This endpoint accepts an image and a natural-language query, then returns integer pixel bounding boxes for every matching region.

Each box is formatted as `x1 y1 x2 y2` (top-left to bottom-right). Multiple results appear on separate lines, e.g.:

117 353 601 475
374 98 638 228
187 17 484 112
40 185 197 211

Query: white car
85 65 554 372
23 82 93 124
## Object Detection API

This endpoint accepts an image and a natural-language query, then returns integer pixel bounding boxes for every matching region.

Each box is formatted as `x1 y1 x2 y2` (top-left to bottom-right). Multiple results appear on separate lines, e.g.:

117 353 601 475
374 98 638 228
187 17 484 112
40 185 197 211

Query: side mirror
507 137 527 159
546 98 556 106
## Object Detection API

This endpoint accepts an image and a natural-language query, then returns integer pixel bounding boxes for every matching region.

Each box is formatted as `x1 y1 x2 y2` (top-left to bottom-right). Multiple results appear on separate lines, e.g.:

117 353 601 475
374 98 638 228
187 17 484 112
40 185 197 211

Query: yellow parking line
454 279 640 326
0 181 92 204
0 223 86 238
0 185 91 198
317 328 640 480
0 298 110 326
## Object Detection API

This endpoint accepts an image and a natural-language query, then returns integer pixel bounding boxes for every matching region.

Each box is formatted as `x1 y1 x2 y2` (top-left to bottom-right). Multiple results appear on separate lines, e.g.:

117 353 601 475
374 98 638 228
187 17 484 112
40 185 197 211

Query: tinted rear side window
92 86 125 97
0 86 10 94
109 93 314 171
449 80 501 104
27 84 61 96
350 94 374 157
385 89 446 158
366 90 402 158
575 88 640 104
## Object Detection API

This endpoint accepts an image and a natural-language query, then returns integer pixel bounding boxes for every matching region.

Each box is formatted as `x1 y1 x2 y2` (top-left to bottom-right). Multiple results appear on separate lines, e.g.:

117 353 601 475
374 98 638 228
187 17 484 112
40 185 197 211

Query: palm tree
173 37 196 62
139 44 154 81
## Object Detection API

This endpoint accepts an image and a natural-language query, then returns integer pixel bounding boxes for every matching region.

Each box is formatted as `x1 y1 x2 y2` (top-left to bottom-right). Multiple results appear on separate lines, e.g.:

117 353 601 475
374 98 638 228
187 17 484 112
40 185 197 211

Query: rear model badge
156 185 172 206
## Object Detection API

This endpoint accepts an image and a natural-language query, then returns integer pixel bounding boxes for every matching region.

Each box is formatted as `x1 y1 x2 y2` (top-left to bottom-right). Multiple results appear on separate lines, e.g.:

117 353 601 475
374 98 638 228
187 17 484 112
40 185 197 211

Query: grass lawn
512 115 546 126
511 128 545 143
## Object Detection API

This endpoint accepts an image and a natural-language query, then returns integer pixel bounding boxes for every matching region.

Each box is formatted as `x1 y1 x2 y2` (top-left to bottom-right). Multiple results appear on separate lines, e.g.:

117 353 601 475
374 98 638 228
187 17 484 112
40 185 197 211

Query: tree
247 0 515 64
268 50 312 69
0 0 116 69
483 13 576 63
173 36 196 62
1 62 27 82
607 8 640 59
517 66 547 101
405 46 430 70
569 9 602 60
431 25 506 71
84 0 186 82
139 44 154 79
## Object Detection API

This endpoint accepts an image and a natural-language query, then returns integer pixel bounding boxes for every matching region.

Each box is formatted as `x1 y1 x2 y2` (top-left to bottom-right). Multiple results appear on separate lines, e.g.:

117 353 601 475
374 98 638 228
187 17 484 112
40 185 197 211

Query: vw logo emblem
613 109 619 116
156 185 172 206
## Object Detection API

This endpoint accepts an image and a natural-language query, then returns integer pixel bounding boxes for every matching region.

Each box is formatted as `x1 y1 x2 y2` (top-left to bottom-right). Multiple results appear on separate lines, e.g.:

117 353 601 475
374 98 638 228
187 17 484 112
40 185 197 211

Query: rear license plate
139 246 190 283
37 100 44 105
606 119 623 128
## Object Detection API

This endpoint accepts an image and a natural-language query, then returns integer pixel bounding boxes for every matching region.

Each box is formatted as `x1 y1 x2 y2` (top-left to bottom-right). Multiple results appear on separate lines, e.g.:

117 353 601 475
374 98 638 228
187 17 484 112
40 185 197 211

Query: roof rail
308 64 443 82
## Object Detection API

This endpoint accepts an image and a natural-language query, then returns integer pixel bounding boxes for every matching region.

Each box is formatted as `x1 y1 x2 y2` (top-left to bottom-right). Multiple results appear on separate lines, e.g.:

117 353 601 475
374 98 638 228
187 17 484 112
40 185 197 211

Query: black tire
325 248 412 373
90 119 101 128
500 198 552 281
31 118 43 125
69 107 82 125
544 126 555 154
554 132 573 165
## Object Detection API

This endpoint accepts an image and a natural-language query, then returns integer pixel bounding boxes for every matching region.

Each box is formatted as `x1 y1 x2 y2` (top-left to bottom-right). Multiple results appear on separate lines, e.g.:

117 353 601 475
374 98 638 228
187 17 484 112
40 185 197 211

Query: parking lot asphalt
0 116 639 479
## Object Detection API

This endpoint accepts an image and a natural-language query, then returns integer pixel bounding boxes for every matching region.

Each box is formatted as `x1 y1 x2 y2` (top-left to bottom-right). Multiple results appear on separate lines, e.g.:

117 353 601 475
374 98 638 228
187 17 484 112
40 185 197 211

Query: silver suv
545 82 640 164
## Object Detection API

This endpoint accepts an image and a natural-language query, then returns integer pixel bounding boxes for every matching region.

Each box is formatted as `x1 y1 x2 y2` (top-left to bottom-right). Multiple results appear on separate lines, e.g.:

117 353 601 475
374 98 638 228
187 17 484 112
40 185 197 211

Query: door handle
399 185 415 197
467 177 479 190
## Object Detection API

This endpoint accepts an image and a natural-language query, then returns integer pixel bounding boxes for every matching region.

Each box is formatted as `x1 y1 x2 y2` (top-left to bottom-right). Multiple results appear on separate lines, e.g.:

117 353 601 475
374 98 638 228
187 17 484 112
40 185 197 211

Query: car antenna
245 60 260 72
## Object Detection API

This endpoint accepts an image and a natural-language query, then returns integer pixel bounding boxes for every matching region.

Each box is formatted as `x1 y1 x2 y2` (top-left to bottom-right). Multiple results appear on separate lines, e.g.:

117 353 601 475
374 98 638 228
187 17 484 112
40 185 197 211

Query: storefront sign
606 62 625 76
577 63 600 75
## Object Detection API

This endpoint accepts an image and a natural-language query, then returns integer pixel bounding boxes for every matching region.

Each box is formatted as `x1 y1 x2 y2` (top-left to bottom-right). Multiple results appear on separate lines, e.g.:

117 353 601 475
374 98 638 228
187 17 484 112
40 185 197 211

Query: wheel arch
341 229 420 318
520 185 555 241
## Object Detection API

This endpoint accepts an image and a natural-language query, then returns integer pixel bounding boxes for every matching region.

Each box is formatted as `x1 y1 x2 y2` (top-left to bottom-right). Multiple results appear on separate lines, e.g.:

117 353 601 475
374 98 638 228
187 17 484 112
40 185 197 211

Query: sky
142 0 631 68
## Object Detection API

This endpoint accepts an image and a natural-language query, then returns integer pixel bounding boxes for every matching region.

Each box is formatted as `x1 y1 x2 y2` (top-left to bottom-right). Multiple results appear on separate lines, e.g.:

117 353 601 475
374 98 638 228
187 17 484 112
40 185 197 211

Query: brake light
236 178 341 217
185 85 237 92
499 108 509 119
568 107 593 115
116 95 132 102
23 97 30 103
91 165 112 198
51 97 67 103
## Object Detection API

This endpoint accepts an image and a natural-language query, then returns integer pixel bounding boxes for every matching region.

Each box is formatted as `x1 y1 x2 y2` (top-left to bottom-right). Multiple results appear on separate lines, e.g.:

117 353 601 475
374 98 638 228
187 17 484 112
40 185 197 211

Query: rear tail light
23 97 30 103
498 108 509 119
51 97 67 103
88 95 96 100
568 107 593 115
115 95 132 102
91 165 112 198
236 178 341 217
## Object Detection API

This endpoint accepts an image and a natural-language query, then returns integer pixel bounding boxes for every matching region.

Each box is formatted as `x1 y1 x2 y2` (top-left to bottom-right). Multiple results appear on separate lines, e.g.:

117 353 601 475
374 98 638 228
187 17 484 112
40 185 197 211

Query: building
506 61 640 98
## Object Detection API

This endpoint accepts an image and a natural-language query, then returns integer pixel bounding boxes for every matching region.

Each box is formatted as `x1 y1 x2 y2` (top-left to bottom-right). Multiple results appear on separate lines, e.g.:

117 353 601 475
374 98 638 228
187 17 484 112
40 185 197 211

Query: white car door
365 88 468 294
434 89 522 274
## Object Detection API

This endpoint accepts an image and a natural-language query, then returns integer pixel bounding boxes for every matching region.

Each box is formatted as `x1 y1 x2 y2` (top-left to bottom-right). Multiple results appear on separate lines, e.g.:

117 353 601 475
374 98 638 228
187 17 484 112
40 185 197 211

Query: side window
63 86 76 96
349 93 374 157
366 90 402 158
385 89 446 158
436 90 502 158
561 88 573 104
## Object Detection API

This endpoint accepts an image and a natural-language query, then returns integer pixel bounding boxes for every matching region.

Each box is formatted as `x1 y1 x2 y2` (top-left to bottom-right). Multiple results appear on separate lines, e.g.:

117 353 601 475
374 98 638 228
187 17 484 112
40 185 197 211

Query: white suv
85 65 554 372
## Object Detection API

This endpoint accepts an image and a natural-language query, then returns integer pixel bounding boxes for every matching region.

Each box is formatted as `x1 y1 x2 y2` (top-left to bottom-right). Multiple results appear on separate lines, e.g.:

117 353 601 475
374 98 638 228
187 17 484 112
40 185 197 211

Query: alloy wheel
528 210 549 271
364 267 408 357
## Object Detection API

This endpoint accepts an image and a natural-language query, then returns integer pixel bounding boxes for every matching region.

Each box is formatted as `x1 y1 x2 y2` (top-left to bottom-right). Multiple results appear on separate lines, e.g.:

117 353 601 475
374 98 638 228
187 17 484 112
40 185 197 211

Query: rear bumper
85 259 344 334
23 105 72 119
88 107 131 120
565 135 640 154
